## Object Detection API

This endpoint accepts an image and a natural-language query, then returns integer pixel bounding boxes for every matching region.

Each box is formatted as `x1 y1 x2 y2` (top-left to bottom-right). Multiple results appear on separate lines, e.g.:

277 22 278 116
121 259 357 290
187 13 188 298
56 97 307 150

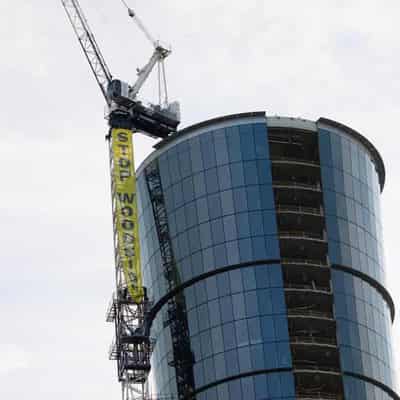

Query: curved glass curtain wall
318 127 397 393
137 121 295 398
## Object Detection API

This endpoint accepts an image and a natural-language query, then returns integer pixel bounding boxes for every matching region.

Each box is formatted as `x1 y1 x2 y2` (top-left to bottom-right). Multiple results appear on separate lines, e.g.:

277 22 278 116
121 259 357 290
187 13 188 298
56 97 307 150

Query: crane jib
111 128 143 303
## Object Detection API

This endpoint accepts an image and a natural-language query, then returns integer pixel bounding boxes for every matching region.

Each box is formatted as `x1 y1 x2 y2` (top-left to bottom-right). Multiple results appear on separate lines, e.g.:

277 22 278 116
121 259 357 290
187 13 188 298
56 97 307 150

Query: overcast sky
1 0 400 398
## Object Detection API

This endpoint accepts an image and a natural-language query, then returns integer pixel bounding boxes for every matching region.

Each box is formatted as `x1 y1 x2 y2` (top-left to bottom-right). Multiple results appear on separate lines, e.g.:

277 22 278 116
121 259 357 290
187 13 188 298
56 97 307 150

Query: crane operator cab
107 79 181 138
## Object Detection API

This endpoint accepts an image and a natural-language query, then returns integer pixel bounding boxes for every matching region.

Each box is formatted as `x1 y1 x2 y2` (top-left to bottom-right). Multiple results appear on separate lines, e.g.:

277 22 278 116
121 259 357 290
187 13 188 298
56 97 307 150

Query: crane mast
61 1 181 399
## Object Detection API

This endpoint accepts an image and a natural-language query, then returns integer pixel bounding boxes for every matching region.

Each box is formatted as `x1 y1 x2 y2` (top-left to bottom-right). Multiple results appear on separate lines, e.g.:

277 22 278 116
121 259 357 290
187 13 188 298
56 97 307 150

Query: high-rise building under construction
136 112 397 399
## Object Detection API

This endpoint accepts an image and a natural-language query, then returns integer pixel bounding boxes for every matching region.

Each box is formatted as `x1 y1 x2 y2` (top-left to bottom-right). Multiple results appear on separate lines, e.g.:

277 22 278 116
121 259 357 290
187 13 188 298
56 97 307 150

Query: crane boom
61 0 112 103
130 47 170 99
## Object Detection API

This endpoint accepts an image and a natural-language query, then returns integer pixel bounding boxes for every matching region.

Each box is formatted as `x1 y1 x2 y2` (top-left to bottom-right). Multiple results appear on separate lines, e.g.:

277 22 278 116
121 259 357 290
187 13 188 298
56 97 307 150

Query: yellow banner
111 128 143 303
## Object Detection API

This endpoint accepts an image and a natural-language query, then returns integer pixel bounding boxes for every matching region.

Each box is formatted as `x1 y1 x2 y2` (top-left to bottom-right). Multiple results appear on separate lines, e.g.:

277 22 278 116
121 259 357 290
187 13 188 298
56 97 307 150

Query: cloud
0 344 30 374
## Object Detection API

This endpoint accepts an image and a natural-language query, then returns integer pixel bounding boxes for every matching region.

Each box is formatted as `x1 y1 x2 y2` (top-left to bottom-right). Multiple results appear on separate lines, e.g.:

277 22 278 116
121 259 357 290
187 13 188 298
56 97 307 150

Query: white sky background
0 0 400 398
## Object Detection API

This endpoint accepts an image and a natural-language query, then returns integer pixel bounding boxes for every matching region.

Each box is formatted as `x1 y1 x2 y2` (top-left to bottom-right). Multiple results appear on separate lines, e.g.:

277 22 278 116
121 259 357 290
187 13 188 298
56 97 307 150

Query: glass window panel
277 342 292 368
240 124 256 160
214 243 227 268
269 265 283 288
208 193 222 220
197 197 209 223
190 136 204 173
232 292 246 320
195 281 208 305
334 169 345 194
271 288 286 314
274 315 289 341
205 167 219 194
200 330 213 359
211 325 224 354
201 132 217 168
228 379 242 400
198 304 210 332
241 376 255 400
206 276 218 300
342 137 351 173
220 296 234 323
245 291 258 318
199 222 212 249
185 286 196 310
244 161 259 185
239 238 253 262
193 172 206 199
261 316 275 342
267 373 281 398
260 185 275 210
235 319 250 347
169 152 181 184
242 267 257 290
230 162 245 187
254 374 268 400
229 269 243 293
185 202 198 229
254 123 269 158
214 353 227 380
258 289 273 315
181 256 193 282
188 309 199 336
280 372 295 397
248 317 263 344
234 187 248 212
249 211 264 236
202 247 214 272
247 185 261 210
217 273 231 296
252 237 267 259
214 128 229 166
188 226 201 253
178 148 192 178
262 210 277 235
221 189 235 216
191 250 204 276
255 265 270 288
191 334 201 361
331 132 343 170
208 299 221 327
218 164 232 191
226 126 242 163
238 346 252 372
321 165 334 191
204 357 215 384
173 181 184 209
226 240 240 265
223 322 237 351
159 154 171 188
318 130 332 166
251 343 265 370
193 362 204 387
257 159 272 184
236 213 250 239
217 383 229 400
225 350 241 376
211 218 225 245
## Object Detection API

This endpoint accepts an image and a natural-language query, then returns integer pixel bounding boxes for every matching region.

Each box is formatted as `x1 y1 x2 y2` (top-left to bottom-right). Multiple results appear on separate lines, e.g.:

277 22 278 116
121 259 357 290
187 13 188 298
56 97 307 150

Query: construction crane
61 1 183 399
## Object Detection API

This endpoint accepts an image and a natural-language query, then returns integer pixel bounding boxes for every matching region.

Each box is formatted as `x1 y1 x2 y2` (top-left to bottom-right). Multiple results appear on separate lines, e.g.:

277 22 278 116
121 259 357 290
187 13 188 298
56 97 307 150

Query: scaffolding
144 160 195 400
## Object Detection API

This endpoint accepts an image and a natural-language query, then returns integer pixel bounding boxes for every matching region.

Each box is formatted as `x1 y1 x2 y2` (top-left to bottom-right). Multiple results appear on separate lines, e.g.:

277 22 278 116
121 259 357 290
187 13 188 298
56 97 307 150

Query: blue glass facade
136 114 397 399
137 118 295 398
318 124 397 397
